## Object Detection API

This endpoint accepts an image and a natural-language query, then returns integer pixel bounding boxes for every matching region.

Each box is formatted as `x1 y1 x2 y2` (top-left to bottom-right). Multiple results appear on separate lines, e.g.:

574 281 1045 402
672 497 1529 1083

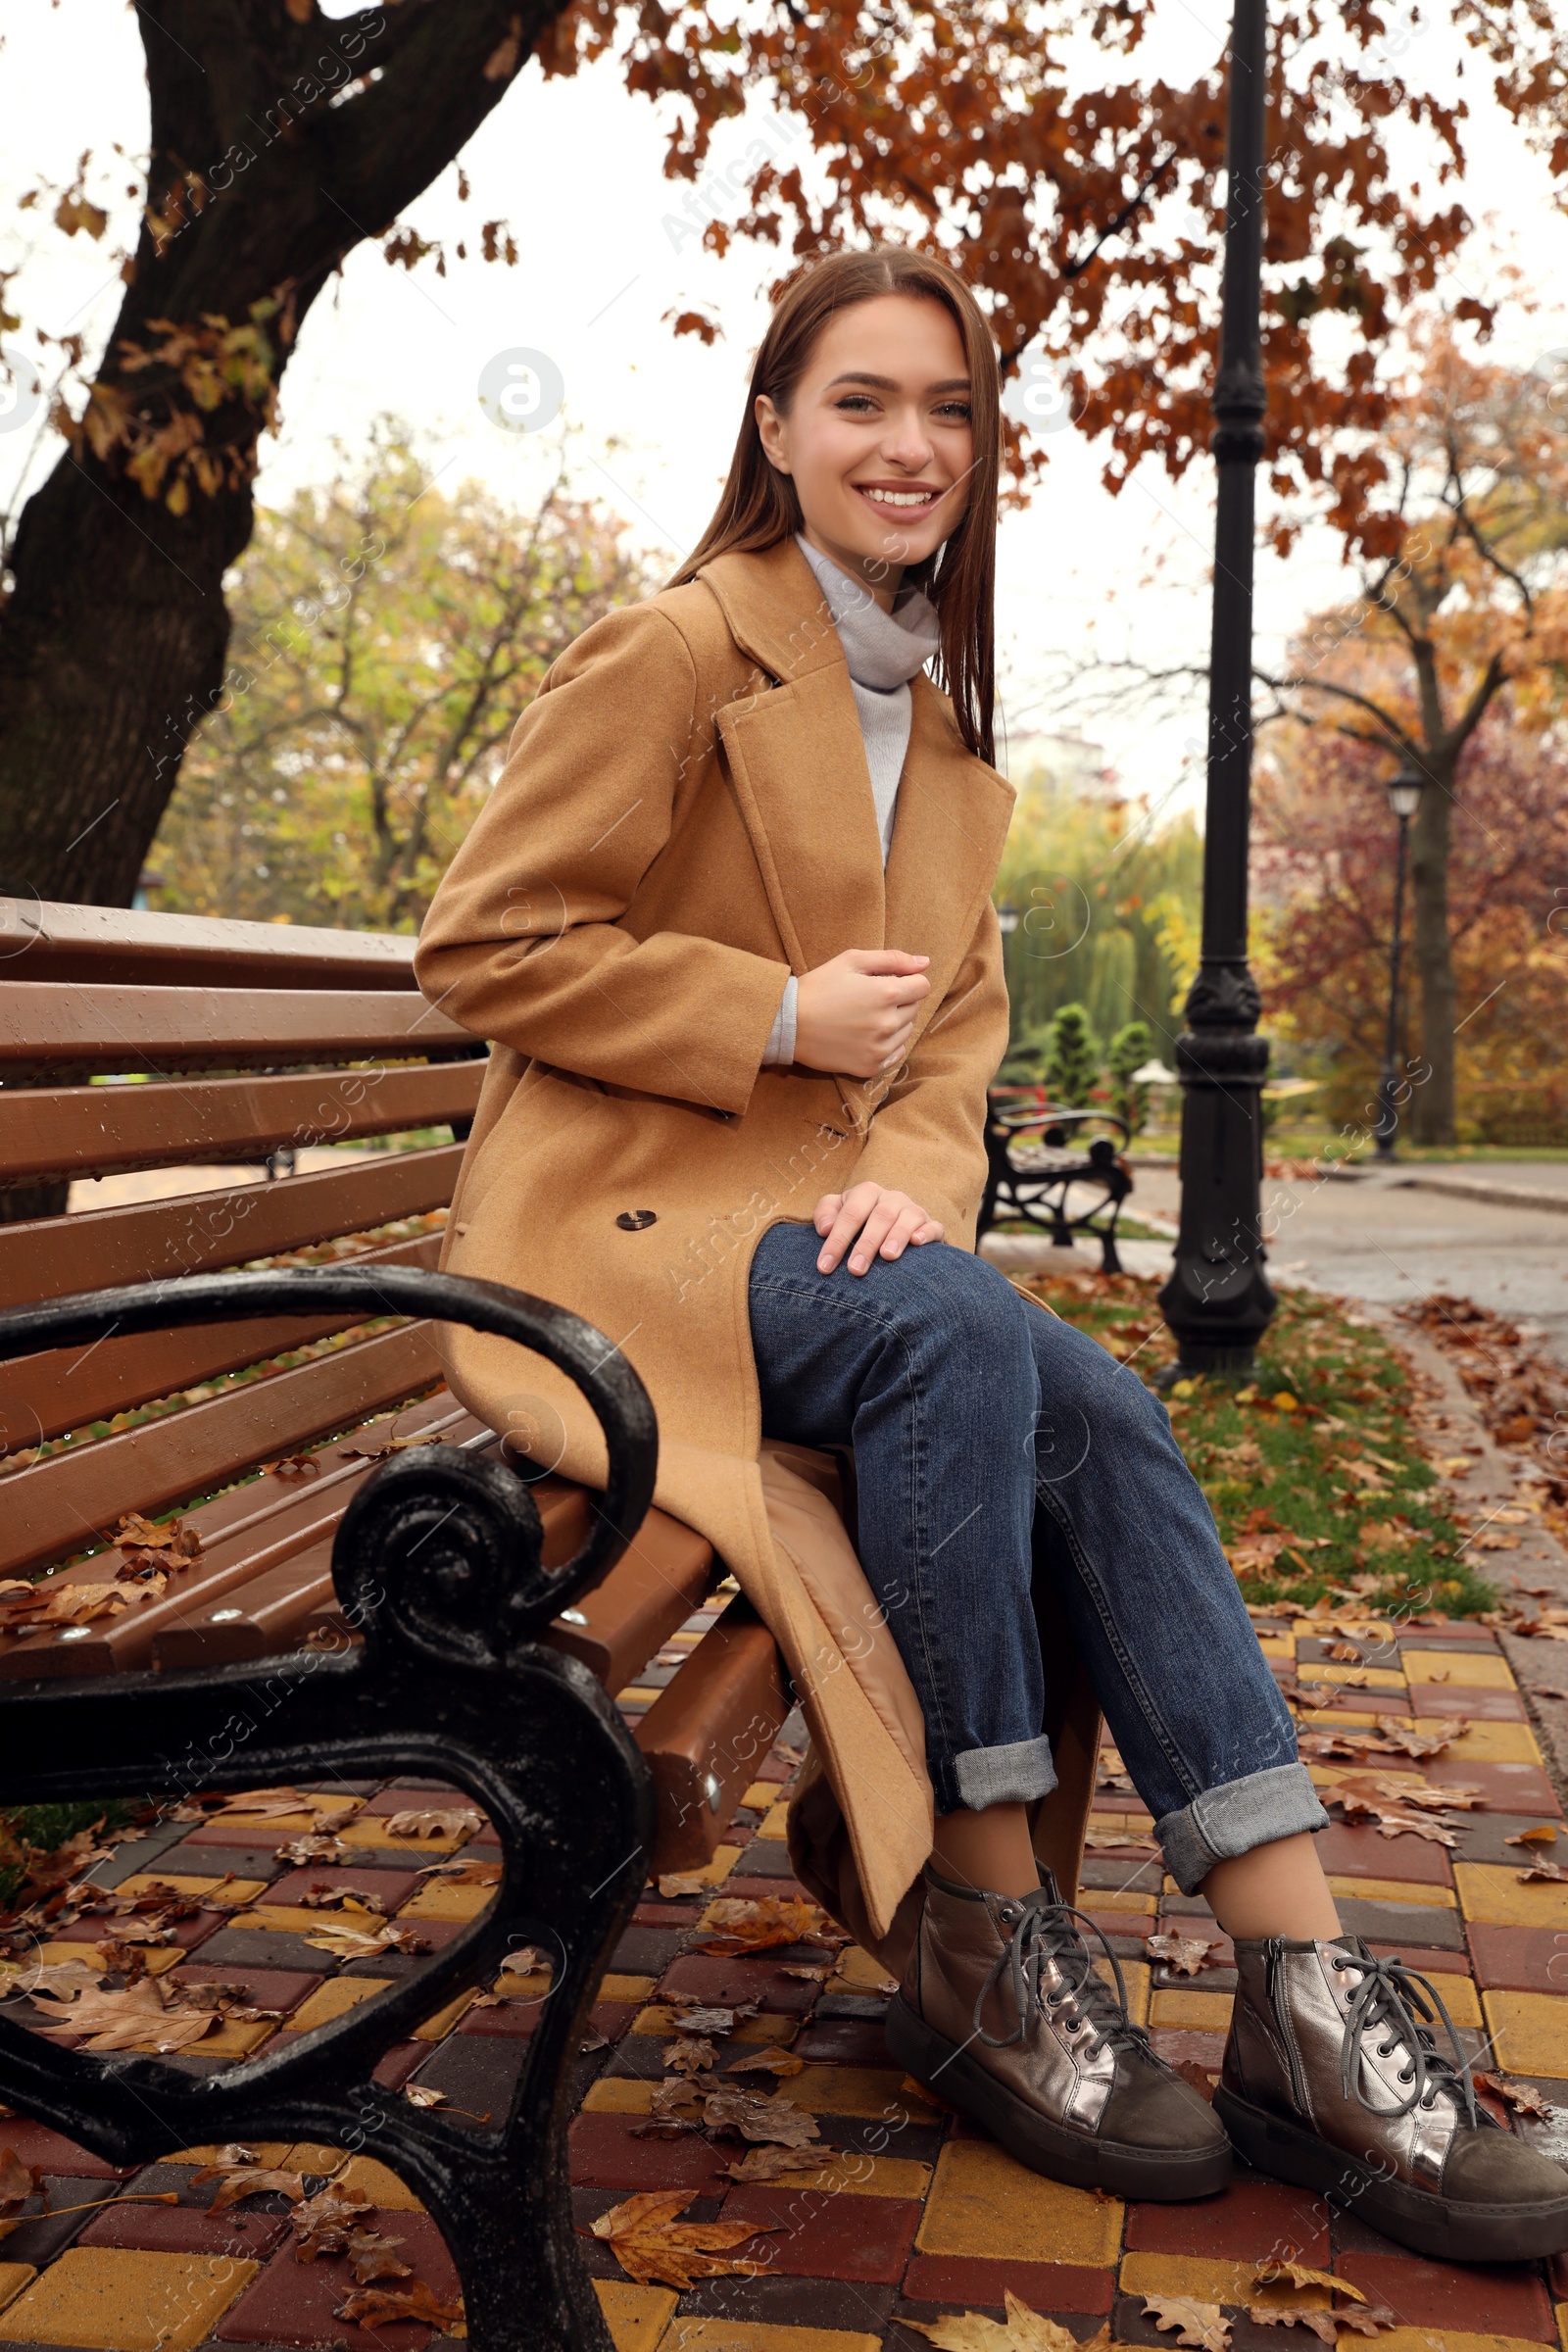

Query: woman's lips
853 483 944 517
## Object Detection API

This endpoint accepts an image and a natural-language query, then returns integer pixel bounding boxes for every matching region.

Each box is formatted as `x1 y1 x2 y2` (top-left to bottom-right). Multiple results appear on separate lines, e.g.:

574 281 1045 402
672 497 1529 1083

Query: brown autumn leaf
723 2044 805 2078
333 2279 466 2330
296 1886 388 1915
194 2164 308 2213
1253 2259 1364 2300
1517 1859 1568 1884
1143 2295 1231 2351
112 1511 202 1559
416 1858 501 1886
1334 2311 1400 2338
1504 1826 1561 1849
696 1895 842 1956
662 2035 716 2076
302 1920 428 1961
0 2146 39 2214
291 2180 374 2258
658 1872 711 1898
724 2144 837 2181
699 2085 820 2145
1081 1827 1159 1854
345 2226 412 2284
258 1453 321 1482
664 2002 758 2034
1475 2072 1555 2117
904 2290 1080 2348
31 1979 216 2054
1147 1933 1218 1978
382 1807 483 1839
778 1964 833 1983
588 2188 778 2290
273 1835 349 1865
1246 2306 1338 2344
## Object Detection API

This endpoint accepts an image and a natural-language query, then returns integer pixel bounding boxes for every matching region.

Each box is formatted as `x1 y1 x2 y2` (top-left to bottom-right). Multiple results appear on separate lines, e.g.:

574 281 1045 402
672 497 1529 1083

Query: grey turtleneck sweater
761 535 943 1065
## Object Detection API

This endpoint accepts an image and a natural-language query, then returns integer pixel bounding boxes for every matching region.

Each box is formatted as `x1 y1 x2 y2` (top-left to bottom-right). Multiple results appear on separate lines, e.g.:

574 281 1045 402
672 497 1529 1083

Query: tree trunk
1408 754 1457 1147
0 0 561 909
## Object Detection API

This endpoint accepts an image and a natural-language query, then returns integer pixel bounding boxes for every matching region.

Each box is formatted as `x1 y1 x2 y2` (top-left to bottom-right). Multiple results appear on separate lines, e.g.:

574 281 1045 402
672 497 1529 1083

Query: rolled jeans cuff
949 1734 1058 1814
1156 1762 1329 1897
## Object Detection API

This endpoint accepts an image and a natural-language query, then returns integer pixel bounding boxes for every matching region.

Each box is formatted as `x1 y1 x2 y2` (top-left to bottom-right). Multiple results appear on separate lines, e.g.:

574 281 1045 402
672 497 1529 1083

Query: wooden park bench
977 1086 1135 1273
0 900 794 2352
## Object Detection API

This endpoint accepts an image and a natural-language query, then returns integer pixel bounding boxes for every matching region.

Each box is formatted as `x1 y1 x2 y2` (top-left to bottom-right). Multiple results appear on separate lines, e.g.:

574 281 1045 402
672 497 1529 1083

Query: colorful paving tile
3 1615 1568 2348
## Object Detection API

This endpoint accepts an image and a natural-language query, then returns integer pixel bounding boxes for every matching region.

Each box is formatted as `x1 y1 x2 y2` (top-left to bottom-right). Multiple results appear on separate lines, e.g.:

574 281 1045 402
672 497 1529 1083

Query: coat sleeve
843 897 1010 1250
414 600 792 1116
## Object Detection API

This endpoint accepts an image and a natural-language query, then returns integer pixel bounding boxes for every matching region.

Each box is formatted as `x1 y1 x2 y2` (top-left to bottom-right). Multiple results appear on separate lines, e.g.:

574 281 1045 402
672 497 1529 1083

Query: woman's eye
835 395 878 414
935 401 972 421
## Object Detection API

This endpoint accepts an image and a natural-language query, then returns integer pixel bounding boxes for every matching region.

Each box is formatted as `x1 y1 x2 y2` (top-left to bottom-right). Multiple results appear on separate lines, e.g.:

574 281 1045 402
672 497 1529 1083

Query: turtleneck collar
795 533 941 693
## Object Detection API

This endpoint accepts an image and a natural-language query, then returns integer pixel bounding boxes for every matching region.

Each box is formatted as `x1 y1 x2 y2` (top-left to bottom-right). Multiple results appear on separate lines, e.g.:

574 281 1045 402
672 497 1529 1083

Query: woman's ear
755 392 790 474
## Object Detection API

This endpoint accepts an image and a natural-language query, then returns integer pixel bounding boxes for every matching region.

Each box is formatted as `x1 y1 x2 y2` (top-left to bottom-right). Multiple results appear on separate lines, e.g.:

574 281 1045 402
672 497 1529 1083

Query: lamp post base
1156 992 1277 1375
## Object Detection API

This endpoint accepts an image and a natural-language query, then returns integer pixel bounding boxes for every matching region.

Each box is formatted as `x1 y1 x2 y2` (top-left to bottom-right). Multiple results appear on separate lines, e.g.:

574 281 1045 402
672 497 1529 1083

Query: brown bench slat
1 1231 445 1445
542 1509 717 1692
0 982 472 1078
0 1145 463 1310
0 1320 442 1581
2 902 418 992
636 1597 789 1873
0 1396 480 1679
150 1470 590 1673
0 1062 483 1186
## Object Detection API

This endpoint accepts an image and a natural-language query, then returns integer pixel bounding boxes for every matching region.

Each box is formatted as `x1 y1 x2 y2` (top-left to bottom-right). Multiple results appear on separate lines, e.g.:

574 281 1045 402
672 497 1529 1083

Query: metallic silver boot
1218 1936 1568 2263
886 1863 1231 2198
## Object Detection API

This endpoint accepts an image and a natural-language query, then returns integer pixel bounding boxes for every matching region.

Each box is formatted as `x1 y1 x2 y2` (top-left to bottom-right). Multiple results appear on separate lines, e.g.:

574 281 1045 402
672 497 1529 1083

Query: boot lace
974 1883 1151 2061
1329 1943 1478 2127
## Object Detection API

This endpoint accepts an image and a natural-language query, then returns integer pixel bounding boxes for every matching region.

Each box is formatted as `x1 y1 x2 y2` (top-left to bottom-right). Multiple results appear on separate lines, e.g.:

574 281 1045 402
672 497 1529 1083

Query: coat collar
698 541 1014 1044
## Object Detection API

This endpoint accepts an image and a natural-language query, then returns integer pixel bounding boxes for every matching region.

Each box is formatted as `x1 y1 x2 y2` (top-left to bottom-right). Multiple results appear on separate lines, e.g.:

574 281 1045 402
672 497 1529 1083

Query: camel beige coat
414 537 1098 1968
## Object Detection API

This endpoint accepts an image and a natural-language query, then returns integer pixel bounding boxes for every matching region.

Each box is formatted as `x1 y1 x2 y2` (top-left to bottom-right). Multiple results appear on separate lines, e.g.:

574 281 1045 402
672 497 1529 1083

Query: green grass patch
0 1798 141 1914
1022 1270 1495 1619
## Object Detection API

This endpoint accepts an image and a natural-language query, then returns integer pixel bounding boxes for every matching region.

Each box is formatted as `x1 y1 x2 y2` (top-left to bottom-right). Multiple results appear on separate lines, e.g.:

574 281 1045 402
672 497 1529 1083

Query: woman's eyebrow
822 370 973 394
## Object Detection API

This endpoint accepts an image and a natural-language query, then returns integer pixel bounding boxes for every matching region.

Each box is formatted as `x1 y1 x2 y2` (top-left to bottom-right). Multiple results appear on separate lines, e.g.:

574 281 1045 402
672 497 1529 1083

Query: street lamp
1157 0 1276 1375
1372 762 1425 1161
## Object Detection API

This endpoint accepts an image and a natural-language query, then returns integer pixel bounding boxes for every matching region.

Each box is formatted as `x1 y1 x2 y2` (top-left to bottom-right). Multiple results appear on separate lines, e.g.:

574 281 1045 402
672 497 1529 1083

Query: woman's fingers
811 1186 945 1274
815 1183 881 1272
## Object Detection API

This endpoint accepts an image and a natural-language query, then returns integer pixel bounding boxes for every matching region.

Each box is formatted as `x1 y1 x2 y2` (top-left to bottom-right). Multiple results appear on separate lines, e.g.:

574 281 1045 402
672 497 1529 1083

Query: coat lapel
883 674 1015 1031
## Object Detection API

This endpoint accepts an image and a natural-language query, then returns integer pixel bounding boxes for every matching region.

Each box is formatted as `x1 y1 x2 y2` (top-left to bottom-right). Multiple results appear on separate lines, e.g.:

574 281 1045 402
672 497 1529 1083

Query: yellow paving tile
1444 1721 1543 1764
1371 2335 1549 2352
1257 1636 1295 1658
1122 2251 1328 2307
399 1880 497 1922
756 1803 791 1842
583 2068 937 2121
1326 1878 1456 1907
228 1904 381 1936
0 2273 29 2320
741 1782 777 1811
413 1988 478 2040
288 1976 394 2031
209 1807 352 1836
1457 1863 1568 1930
340 1818 475 1851
1310 1665 1407 1690
630 2007 798 2045
597 1973 656 2002
1404 1648 1515 1689
172 2143 293 2167
0 2249 257 2348
659 2325 881 2352
1483 1990 1568 2079
662 1845 743 1887
334 2154 425 2209
114 1874 270 1904
918 2140 1122 2264
832 1946 900 1995
582 2079 668 2114
282 2142 350 2176
1415 1974 1482 2028
1094 1957 1150 2028
1150 1988 1233 2032
192 2017 273 2059
1558 2303 1568 2352
595 2278 677 2350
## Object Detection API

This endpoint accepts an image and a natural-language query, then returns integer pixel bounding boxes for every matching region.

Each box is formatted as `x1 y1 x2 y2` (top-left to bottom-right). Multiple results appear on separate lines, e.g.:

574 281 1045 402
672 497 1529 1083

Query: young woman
415 246 1567 2260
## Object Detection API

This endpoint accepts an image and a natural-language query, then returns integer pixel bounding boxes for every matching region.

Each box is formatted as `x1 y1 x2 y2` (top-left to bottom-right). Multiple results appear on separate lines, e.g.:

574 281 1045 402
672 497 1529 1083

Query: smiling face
755 293 973 611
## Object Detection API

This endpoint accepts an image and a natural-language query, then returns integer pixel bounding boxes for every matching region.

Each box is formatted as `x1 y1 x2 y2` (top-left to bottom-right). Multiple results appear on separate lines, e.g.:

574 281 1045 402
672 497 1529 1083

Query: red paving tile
0 2121 132 2179
1312 1823 1453 1884
166 1961 323 2010
1336 2247 1557 2340
658 1955 823 2013
902 2256 1115 2314
1468 1922 1568 1992
1124 2174 1330 2262
268 1863 420 1906
567 2112 736 2191
77 2200 291 2259
719 2183 921 2282
214 2209 459 2347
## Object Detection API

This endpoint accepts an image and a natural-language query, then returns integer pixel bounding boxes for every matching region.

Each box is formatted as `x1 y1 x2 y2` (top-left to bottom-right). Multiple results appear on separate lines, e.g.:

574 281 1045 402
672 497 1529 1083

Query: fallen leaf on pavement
291 2180 374 2259
723 2044 805 2078
904 2288 1080 2348
724 2144 835 2181
1475 2072 1555 2117
0 2147 40 2214
696 1896 844 1955
699 2086 820 2145
1147 1933 1218 1978
191 2163 307 2212
1517 1860 1568 1884
273 1836 348 1865
1333 2312 1400 2338
344 2226 412 2284
1143 2294 1231 2350
662 2035 716 2076
588 2188 778 2290
31 1979 217 2054
382 1808 482 1839
658 1873 711 1898
1504 1826 1561 1848
403 2084 446 2108
1081 1827 1159 1853
779 1964 833 1983
1253 2259 1363 2300
302 1920 429 1960
333 2280 466 2330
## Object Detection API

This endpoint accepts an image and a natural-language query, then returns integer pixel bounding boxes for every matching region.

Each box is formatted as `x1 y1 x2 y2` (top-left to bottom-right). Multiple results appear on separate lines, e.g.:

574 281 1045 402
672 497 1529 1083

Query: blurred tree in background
1042 1003 1102 1106
1107 1020 1154 1136
150 422 650 931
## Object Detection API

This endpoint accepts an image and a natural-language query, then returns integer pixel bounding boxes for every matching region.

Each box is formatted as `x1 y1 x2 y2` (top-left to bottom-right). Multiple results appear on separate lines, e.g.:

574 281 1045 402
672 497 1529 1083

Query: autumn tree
1254 325 1568 1143
6 0 1568 908
149 422 650 931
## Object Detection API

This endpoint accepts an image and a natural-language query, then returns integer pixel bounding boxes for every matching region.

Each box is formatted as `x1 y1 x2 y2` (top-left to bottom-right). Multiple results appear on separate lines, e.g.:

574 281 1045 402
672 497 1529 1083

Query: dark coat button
615 1209 658 1231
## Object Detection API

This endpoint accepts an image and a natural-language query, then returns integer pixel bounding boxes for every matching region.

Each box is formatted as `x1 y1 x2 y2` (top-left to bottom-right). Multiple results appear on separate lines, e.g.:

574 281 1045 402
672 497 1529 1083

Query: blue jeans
747 1223 1325 1895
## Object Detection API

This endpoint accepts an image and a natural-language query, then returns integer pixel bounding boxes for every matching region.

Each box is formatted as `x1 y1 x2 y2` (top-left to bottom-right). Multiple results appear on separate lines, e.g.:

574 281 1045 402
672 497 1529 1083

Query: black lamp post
1157 0 1276 1376
1372 763 1425 1160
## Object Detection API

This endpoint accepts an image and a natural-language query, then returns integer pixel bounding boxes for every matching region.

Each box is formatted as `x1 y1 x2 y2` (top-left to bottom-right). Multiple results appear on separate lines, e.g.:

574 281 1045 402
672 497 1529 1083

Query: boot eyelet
1398 2067 1414 2084
1331 1957 1346 1971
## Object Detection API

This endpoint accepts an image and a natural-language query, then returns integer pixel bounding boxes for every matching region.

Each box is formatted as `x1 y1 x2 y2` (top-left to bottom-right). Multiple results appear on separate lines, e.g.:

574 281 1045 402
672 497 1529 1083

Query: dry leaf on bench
905 2287 1081 2348
588 2188 777 2290
724 2044 805 2078
1143 2294 1232 2351
334 2279 466 2331
383 1807 482 1839
1147 1933 1218 1978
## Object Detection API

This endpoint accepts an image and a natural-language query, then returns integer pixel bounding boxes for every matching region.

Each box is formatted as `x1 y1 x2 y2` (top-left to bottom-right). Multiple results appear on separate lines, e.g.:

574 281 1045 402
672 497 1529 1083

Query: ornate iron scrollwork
976 1095 1134 1273
0 1265 659 2352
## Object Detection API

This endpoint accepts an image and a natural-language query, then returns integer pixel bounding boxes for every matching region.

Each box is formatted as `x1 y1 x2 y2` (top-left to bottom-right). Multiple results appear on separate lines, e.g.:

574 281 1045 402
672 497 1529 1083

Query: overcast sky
4 0 1567 817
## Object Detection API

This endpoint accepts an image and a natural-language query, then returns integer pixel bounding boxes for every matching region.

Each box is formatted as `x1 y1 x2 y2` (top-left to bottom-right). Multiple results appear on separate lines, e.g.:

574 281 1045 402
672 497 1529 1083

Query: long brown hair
668 246 1001 765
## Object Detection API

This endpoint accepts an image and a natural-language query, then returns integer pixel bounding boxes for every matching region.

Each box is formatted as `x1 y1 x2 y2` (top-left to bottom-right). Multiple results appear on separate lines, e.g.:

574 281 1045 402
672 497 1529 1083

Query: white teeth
859 487 933 508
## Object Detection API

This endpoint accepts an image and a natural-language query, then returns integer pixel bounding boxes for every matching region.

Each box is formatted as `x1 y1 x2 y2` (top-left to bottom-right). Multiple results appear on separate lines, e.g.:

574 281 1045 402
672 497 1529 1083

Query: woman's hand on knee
813 1183 944 1275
